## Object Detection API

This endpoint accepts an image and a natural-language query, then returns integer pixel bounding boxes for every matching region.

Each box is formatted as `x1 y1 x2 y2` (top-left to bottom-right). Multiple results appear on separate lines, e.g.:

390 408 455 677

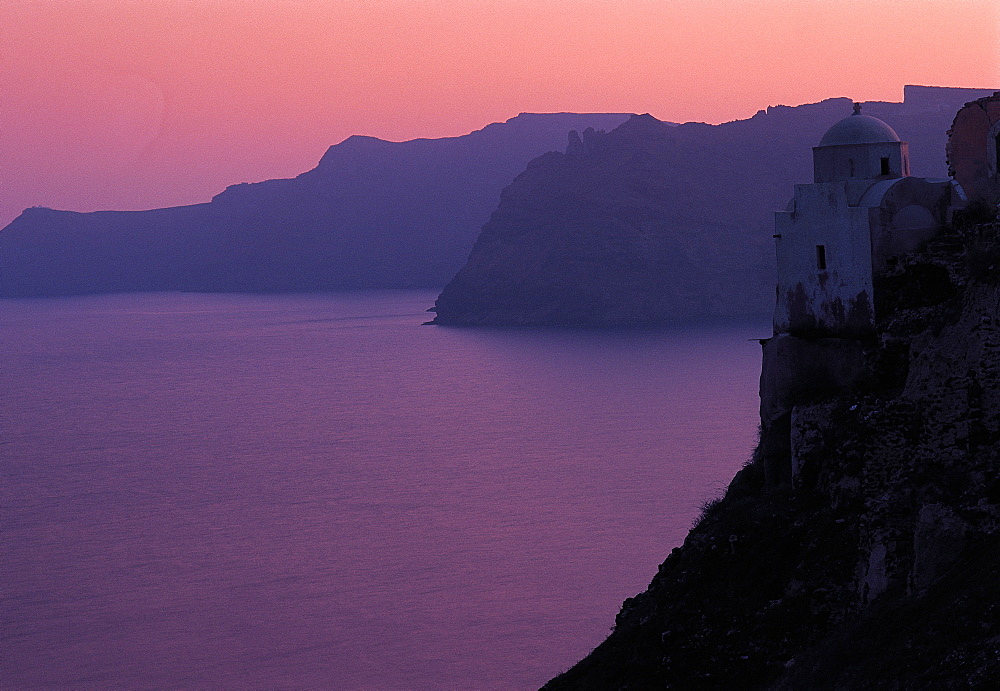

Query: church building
773 104 964 338
760 104 967 488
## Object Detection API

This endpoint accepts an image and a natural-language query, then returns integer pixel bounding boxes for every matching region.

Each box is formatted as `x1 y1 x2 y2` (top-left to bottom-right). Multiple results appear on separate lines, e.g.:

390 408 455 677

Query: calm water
2 291 767 689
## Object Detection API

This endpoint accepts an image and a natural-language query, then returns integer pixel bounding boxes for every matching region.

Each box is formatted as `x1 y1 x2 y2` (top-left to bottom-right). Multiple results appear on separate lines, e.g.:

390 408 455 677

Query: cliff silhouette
544 210 1000 688
431 86 995 325
0 113 628 296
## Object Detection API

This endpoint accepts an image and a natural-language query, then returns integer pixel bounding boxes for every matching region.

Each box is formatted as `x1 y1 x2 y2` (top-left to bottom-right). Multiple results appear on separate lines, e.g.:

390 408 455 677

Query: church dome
818 105 900 147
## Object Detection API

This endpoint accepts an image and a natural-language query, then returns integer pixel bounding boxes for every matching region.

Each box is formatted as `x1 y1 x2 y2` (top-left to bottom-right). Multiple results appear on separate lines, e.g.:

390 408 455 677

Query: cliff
545 216 1000 688
0 113 629 297
430 85 995 326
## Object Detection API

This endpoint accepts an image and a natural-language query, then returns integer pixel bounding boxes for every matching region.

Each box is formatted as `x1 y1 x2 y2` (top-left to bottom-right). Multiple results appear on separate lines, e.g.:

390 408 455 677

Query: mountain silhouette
430 86 996 325
0 113 629 296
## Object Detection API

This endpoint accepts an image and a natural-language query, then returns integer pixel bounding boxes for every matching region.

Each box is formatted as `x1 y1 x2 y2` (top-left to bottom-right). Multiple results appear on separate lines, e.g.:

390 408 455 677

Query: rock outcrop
545 218 1000 688
431 86 995 326
0 113 629 296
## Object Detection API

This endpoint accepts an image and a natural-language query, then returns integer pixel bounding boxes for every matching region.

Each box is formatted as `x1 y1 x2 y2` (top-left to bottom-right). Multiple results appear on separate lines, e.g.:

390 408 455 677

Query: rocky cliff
431 85 995 325
544 215 1000 688
0 113 628 297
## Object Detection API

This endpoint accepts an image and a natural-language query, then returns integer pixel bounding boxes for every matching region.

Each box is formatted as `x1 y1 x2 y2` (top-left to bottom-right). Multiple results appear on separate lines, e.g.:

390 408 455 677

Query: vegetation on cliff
546 211 1000 689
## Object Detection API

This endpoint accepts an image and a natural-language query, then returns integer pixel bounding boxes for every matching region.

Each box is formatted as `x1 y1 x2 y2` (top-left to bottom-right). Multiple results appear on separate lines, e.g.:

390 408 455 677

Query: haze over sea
3 290 766 689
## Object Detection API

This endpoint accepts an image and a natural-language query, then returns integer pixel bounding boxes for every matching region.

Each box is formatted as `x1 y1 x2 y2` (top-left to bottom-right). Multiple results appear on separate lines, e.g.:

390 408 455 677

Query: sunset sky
2 0 998 228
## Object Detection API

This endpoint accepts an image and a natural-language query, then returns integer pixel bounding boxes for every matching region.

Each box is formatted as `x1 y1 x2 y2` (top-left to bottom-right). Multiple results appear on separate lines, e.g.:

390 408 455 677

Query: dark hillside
545 216 1000 688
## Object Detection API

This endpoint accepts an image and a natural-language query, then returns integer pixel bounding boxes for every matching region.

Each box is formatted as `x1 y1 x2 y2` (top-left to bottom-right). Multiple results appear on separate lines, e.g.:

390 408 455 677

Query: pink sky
1 0 998 228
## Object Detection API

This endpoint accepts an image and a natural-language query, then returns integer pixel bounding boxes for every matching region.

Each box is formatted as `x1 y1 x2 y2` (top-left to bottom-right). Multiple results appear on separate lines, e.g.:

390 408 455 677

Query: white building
773 104 964 338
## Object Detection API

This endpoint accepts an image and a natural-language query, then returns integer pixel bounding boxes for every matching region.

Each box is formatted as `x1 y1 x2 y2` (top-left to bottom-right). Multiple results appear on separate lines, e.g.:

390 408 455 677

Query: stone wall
947 92 1000 200
759 333 868 487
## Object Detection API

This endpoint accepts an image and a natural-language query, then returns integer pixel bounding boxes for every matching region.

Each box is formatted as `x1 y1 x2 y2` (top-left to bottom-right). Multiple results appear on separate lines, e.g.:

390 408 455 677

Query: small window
816 245 827 271
880 157 891 176
849 159 855 176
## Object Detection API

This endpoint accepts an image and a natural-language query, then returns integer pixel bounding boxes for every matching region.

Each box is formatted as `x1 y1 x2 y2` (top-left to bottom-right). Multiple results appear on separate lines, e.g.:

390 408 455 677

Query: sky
1 0 998 228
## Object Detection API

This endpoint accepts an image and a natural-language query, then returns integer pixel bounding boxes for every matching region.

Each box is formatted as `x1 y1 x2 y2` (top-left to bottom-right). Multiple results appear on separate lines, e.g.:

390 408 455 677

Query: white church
772 104 965 338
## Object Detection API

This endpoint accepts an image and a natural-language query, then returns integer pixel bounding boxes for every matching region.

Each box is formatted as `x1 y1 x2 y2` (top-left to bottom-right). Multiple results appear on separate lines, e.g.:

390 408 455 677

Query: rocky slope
431 85 995 325
0 113 628 297
544 216 1000 688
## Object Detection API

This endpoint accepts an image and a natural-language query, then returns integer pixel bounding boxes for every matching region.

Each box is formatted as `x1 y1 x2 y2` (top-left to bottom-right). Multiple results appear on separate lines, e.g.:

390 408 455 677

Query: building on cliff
947 91 1000 202
773 104 964 339
761 105 966 487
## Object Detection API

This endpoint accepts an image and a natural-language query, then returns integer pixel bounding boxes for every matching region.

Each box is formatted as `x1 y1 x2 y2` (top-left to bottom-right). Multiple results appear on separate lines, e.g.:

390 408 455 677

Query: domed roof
818 104 900 147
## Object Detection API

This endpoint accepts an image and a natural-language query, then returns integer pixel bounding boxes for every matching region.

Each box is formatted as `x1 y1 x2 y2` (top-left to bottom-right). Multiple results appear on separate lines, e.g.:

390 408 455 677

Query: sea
2 290 768 689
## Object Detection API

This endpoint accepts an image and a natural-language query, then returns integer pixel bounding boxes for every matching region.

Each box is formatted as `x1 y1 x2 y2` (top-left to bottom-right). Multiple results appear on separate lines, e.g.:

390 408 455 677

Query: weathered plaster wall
775 183 875 337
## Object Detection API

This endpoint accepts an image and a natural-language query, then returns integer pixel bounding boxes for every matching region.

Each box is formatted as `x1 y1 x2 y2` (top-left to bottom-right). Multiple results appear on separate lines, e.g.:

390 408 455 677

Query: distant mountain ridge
0 113 630 297
429 85 996 325
3 87 994 307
